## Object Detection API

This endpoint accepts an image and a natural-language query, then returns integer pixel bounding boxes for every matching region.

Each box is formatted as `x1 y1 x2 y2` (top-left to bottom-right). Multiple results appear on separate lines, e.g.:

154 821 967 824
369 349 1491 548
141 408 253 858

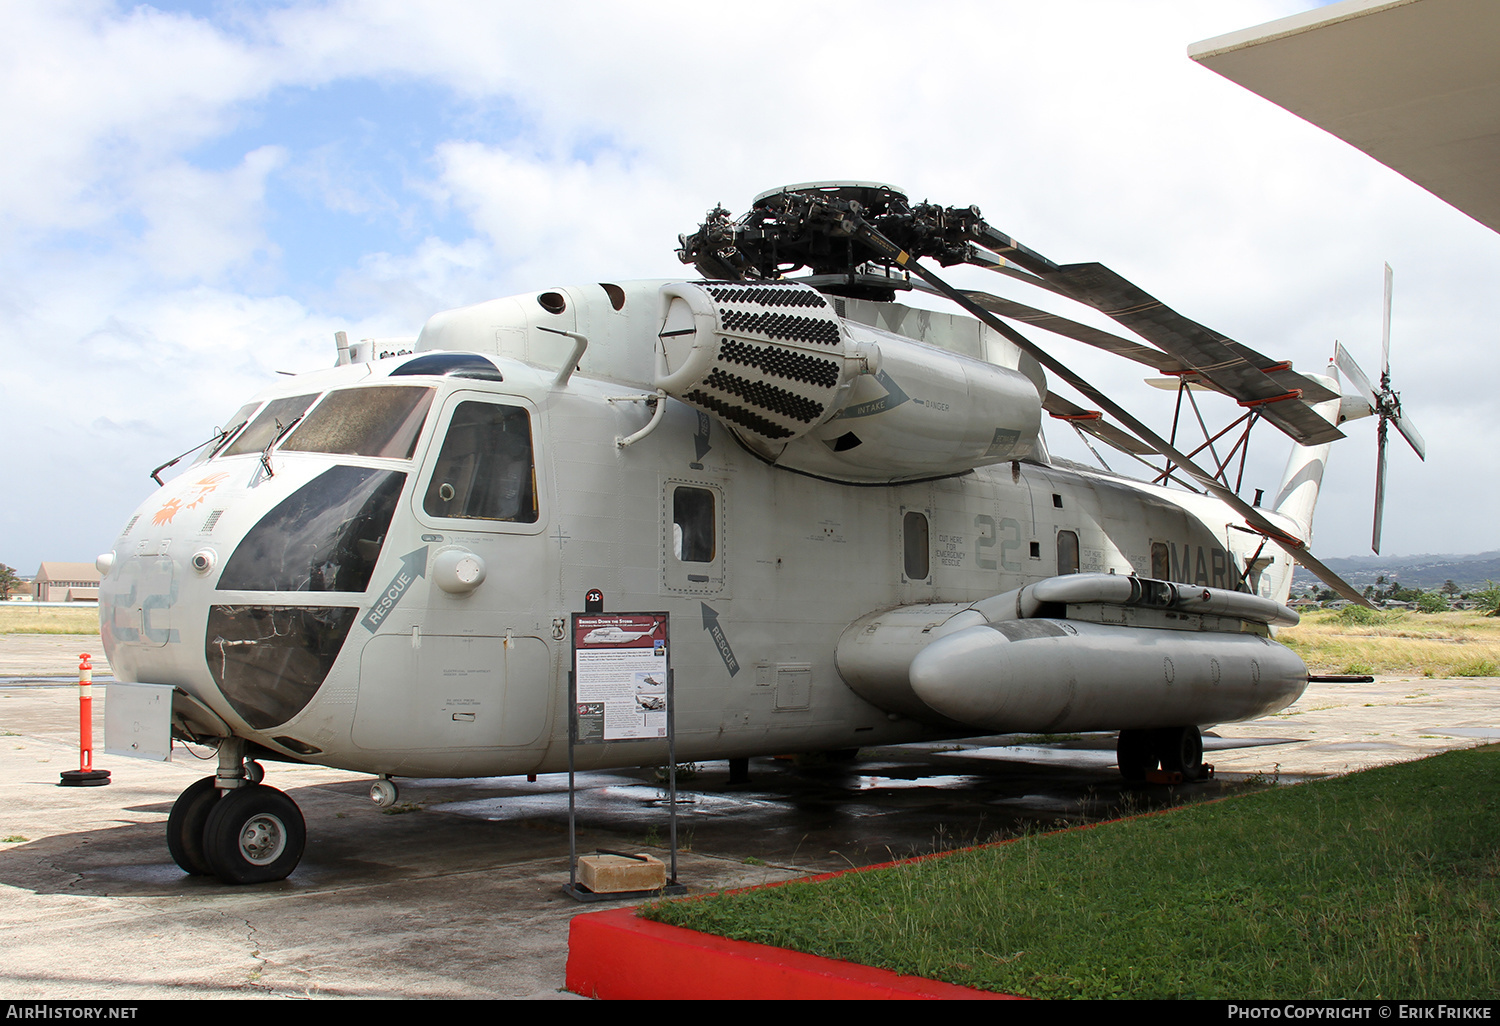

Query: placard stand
564 610 686 901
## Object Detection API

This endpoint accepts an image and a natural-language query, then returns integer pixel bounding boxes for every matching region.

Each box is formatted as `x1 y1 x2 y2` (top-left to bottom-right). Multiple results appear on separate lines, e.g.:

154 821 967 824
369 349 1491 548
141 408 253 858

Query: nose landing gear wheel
203 783 306 885
167 776 221 876
369 778 398 807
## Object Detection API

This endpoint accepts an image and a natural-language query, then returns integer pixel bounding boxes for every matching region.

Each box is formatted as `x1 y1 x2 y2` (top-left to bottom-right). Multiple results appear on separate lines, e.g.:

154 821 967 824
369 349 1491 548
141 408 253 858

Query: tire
203 784 306 885
1115 729 1154 782
1157 726 1204 781
166 776 220 876
369 778 398 807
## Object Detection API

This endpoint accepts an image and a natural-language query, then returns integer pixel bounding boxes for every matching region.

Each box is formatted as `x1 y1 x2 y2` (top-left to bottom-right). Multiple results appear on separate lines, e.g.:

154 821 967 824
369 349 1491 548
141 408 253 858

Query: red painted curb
565 906 1017 1000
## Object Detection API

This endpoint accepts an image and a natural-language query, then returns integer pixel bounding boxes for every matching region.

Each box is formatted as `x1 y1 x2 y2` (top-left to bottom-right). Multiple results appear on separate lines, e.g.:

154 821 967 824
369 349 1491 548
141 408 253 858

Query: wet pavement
2 632 1497 998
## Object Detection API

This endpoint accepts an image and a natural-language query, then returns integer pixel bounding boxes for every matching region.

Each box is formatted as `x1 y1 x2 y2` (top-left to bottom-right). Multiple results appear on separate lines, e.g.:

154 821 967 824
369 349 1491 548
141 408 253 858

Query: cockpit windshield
206 402 261 460
221 394 320 457
282 386 435 460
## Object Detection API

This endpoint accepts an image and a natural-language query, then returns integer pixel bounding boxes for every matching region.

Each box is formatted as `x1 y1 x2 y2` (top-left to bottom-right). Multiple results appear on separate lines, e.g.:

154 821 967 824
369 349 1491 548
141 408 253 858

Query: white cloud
0 1 269 233
1 0 1496 572
134 145 288 281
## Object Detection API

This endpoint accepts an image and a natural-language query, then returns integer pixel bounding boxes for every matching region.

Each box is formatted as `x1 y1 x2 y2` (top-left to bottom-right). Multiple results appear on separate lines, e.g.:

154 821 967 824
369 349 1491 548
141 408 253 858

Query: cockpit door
415 392 546 535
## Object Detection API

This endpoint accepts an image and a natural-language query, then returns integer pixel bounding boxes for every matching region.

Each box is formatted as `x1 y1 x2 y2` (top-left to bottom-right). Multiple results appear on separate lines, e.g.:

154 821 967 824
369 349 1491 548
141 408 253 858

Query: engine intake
657 281 1042 481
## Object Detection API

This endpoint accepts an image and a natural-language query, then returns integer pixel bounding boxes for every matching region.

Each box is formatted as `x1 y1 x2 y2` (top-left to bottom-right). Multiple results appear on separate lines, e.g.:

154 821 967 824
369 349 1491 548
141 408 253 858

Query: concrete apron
2 632 1497 999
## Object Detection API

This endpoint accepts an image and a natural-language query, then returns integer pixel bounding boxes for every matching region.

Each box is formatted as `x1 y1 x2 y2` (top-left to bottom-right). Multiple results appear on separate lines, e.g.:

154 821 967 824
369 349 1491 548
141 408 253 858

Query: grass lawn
0 605 100 635
643 746 1500 999
1279 608 1500 678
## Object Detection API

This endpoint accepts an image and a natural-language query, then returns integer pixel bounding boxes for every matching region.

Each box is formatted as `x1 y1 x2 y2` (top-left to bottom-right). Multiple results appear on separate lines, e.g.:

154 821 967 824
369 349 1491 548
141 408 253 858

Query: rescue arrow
361 547 428 632
699 602 739 677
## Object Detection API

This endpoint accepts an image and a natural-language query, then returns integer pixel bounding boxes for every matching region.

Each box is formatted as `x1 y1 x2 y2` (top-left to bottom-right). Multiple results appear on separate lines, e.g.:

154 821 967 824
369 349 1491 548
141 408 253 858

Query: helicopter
96 181 1419 885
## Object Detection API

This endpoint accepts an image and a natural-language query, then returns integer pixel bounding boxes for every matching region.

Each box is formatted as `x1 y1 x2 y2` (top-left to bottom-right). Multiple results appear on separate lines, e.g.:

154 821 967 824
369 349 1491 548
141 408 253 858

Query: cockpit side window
423 401 538 523
222 393 320 457
282 386 435 460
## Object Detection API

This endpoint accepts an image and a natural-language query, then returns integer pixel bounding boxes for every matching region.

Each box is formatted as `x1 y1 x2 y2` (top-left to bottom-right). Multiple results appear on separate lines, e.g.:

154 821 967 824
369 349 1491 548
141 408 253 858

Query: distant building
33 562 101 602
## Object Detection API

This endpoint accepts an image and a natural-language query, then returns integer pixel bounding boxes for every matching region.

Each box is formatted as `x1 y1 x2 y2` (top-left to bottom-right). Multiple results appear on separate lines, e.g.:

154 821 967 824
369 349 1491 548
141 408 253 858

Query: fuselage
99 280 1305 780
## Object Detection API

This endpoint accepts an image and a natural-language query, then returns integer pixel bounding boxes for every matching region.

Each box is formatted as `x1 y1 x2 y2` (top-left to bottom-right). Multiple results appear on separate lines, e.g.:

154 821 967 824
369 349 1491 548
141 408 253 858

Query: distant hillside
1292 552 1500 593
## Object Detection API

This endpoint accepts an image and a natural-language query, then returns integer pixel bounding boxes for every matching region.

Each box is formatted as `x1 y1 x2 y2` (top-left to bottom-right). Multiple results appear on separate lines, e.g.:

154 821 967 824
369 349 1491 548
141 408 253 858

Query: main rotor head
677 181 988 300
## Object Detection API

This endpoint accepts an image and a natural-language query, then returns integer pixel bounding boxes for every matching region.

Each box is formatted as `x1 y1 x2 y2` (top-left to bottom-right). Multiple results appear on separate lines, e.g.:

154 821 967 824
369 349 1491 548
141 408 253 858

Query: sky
2 0 1496 577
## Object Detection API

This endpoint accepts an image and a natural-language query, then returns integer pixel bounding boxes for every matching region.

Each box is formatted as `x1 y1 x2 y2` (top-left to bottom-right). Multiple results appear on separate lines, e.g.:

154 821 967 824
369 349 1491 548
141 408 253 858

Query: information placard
571 613 669 743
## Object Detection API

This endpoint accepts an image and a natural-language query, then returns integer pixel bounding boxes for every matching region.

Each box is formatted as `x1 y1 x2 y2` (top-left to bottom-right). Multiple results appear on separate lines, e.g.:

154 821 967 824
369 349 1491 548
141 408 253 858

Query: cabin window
903 511 930 581
423 401 538 523
1057 530 1080 575
283 386 435 460
673 486 716 562
1151 542 1170 580
222 394 320 457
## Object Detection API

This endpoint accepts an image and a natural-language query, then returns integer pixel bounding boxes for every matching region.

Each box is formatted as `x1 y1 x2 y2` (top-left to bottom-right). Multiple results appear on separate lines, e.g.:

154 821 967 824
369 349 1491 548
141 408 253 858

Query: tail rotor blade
1381 263 1393 384
1334 342 1378 411
1372 418 1389 554
1392 411 1426 461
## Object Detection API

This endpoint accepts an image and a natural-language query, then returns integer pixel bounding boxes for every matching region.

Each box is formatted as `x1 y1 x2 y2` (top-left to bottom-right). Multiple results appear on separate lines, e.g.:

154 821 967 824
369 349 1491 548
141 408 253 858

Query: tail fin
1271 366 1344 539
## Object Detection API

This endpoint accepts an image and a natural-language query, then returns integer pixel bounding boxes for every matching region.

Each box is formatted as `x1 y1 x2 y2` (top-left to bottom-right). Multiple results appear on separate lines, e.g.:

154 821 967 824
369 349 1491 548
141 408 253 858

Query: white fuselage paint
99 281 1310 780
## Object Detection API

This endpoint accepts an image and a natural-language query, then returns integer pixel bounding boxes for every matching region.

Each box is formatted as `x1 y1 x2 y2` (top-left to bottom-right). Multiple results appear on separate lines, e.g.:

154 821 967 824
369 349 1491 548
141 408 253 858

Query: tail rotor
1333 264 1427 554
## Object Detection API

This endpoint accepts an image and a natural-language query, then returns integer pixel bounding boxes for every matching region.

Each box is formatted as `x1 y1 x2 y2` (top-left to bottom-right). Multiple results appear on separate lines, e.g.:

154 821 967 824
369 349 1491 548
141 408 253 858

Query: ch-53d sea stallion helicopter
97 181 1422 885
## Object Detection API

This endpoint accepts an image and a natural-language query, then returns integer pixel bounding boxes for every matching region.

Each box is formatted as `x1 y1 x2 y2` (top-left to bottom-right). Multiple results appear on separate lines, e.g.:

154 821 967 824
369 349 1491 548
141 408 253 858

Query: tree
1417 591 1450 613
1471 581 1500 615
0 564 19 601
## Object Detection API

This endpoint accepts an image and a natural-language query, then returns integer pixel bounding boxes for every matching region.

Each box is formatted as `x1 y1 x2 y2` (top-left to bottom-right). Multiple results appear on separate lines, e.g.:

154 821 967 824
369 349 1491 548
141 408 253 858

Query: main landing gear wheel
203 783 306 885
1116 727 1204 783
166 776 221 876
1157 725 1204 781
1115 729 1153 782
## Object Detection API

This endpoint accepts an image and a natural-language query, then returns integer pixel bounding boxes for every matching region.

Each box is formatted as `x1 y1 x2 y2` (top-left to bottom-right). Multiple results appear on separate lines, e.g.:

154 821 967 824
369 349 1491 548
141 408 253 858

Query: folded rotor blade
1042 394 1159 457
962 249 1068 297
1283 541 1374 607
850 219 1372 607
957 290 1183 373
1041 263 1344 444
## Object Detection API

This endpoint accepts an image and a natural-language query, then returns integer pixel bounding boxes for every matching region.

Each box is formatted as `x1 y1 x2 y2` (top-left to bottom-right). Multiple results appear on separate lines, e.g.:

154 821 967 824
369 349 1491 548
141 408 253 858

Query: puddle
850 774 978 790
